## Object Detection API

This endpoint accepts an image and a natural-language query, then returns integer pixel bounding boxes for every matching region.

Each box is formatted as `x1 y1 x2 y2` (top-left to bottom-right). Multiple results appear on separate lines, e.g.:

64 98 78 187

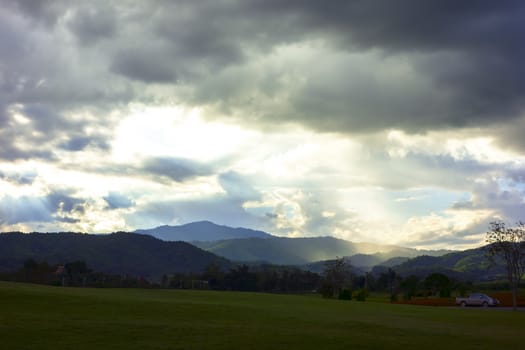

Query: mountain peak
134 221 272 242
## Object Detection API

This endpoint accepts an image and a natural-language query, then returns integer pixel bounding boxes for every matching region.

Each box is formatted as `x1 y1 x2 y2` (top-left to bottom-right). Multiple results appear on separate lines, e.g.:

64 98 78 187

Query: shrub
439 288 451 298
338 289 352 300
390 293 398 302
318 282 335 298
353 288 368 302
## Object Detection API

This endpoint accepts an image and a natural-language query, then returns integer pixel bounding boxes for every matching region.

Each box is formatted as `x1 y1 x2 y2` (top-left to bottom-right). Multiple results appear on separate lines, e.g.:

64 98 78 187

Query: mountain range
131 222 504 281
136 221 452 267
192 236 451 266
0 221 503 282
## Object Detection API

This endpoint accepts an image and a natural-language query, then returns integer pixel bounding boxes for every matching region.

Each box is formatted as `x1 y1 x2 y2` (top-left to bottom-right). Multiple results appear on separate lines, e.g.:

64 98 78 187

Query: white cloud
399 208 495 250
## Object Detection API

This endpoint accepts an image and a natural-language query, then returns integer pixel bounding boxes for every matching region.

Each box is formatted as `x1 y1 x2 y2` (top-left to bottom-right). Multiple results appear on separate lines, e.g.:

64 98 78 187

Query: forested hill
135 221 272 241
0 232 231 278
193 236 451 266
374 246 506 281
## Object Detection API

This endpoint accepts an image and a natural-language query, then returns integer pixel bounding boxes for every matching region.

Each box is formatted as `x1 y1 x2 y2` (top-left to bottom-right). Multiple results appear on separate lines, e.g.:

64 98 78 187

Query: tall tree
423 273 451 297
320 257 352 298
486 221 525 310
400 275 420 300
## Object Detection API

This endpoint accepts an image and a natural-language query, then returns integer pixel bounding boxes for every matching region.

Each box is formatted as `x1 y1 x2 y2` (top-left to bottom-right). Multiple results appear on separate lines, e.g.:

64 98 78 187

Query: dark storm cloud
56 216 80 224
67 5 116 46
0 138 55 161
103 192 134 210
244 0 522 52
58 135 110 152
408 153 495 175
3 0 67 27
103 0 522 137
141 157 213 182
4 0 525 140
153 3 247 69
0 7 32 127
46 191 86 214
21 105 82 136
109 1 246 84
230 0 525 133
506 166 525 184
67 155 223 186
110 48 178 83
0 8 29 62
58 137 91 151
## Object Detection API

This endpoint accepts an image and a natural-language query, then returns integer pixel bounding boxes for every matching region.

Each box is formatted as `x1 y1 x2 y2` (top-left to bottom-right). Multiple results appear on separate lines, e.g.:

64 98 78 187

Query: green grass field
1 282 524 349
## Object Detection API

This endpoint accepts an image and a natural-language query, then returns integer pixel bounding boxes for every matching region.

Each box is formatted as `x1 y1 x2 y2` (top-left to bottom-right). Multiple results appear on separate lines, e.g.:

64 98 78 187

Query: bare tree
486 221 525 310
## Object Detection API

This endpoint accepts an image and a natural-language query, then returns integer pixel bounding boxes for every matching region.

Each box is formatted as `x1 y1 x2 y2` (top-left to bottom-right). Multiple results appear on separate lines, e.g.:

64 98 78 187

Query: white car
456 293 500 307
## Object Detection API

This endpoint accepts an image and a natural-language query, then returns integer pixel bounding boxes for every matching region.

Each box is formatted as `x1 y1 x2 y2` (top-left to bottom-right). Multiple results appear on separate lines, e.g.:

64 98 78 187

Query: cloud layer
1 1 525 249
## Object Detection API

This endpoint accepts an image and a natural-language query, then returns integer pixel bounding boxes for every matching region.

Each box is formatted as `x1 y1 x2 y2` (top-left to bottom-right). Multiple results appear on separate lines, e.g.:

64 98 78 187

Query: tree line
0 257 485 299
316 257 470 302
0 259 321 292
162 263 321 292
0 259 153 288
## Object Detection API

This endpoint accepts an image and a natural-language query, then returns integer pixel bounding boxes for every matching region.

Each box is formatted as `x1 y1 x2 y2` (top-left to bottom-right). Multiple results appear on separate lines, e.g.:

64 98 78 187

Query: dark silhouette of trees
20 259 55 284
373 268 401 301
319 257 352 298
165 264 320 293
400 275 420 300
64 261 90 287
0 259 157 288
202 263 225 289
424 273 451 297
226 265 257 291
486 220 525 310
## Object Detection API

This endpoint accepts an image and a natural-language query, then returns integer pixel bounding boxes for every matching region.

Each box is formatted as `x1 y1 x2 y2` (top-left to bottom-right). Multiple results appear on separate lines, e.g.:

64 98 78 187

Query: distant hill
0 232 231 278
302 246 501 282
193 236 452 266
346 253 410 270
375 256 411 268
372 246 506 281
135 221 272 242
305 254 410 274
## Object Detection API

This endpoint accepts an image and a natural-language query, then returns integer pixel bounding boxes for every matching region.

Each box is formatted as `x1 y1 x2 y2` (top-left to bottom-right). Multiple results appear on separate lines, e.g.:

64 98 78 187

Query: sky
1 0 525 249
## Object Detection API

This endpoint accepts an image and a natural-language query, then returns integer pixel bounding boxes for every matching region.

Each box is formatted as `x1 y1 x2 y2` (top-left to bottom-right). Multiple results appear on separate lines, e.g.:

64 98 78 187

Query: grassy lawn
1 282 524 350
